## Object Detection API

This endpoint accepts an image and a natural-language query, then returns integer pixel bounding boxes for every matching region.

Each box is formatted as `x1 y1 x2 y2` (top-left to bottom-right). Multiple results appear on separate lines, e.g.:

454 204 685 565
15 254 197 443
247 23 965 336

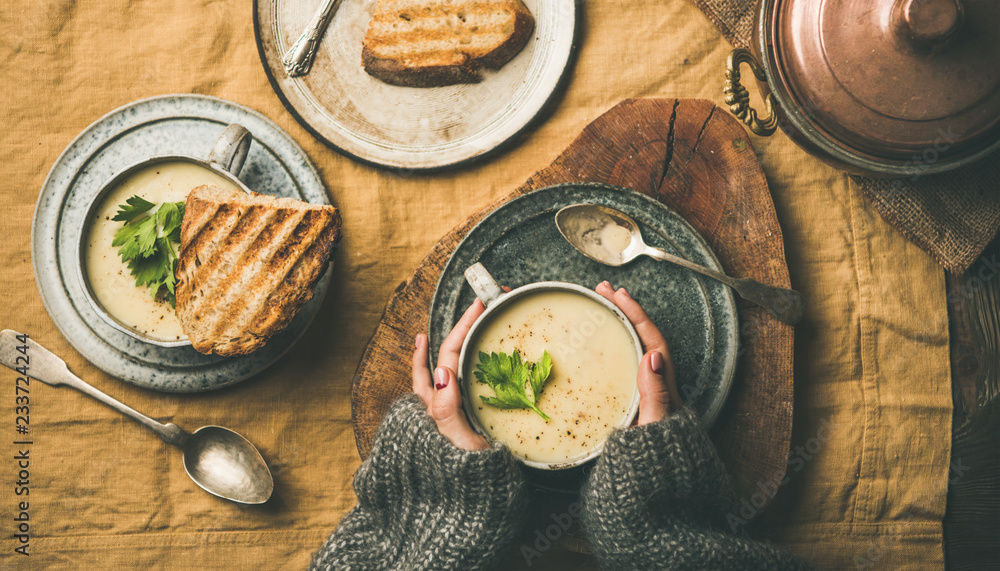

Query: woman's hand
596 281 682 425
412 299 491 451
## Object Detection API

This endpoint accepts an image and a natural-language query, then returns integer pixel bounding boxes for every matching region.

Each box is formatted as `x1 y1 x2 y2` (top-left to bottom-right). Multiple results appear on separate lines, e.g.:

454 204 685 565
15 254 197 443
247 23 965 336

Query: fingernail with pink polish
434 368 449 390
650 352 663 374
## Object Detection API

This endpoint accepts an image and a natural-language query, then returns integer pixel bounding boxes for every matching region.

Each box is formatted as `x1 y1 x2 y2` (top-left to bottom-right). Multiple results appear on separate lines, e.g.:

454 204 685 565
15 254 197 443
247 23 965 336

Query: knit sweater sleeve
310 393 527 571
581 407 813 571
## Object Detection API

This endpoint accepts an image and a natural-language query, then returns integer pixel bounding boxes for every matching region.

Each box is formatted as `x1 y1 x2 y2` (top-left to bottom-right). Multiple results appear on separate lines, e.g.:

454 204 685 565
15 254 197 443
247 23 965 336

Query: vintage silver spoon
282 0 344 77
0 330 273 504
555 204 805 325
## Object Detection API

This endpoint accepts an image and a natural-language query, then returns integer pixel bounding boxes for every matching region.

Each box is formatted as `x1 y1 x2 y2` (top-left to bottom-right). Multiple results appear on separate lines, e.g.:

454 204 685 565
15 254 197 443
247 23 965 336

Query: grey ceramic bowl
458 262 643 470
75 124 253 348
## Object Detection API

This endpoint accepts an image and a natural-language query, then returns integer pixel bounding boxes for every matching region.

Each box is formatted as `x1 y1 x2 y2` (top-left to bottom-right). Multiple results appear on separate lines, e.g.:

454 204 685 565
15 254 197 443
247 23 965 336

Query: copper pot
724 0 1000 177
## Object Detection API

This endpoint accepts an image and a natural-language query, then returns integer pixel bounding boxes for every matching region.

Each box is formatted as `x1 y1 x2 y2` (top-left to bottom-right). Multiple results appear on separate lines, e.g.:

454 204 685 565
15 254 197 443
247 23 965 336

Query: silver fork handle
282 0 342 77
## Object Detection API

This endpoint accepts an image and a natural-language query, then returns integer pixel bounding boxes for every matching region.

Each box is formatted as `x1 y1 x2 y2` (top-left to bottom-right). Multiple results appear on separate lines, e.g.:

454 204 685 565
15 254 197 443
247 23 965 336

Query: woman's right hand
596 281 683 425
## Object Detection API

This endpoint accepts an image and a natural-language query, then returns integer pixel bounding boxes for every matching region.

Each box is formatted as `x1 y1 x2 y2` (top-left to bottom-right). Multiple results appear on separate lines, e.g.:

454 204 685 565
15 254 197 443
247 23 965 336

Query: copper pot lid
770 0 1000 165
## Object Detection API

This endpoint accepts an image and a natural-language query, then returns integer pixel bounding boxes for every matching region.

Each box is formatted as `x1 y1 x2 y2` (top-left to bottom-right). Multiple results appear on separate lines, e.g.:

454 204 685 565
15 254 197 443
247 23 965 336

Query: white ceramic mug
76 124 253 348
457 262 643 470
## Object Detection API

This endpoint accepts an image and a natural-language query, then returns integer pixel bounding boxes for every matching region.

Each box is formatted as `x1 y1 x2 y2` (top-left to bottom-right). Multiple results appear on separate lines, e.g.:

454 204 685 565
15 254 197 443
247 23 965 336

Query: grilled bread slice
362 0 535 87
175 185 341 357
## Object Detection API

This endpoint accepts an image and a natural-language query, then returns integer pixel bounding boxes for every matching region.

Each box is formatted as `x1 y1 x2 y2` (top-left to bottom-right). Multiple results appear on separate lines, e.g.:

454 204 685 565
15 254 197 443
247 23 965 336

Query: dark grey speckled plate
429 183 738 429
31 94 333 392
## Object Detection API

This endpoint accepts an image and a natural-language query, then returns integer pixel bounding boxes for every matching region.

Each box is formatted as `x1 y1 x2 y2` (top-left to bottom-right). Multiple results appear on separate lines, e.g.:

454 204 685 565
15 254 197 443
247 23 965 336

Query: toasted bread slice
362 0 535 87
175 185 341 357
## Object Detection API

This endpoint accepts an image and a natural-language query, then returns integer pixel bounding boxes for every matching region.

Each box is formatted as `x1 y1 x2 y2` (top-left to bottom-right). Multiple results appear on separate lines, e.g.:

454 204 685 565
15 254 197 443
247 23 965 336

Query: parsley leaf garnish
111 195 155 223
474 350 554 421
111 195 185 307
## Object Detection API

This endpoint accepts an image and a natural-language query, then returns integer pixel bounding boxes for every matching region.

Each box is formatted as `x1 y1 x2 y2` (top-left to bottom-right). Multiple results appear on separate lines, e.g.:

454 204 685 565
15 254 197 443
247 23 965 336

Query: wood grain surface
351 98 795 524
945 235 1000 569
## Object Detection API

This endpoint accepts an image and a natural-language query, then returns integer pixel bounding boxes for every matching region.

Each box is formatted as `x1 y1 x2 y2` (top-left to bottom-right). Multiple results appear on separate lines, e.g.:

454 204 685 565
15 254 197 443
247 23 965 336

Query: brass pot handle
724 48 778 136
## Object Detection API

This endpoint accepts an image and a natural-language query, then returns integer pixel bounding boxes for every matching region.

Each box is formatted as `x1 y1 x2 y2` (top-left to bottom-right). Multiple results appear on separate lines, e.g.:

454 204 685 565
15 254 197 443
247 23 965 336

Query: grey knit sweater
310 394 811 570
581 405 812 570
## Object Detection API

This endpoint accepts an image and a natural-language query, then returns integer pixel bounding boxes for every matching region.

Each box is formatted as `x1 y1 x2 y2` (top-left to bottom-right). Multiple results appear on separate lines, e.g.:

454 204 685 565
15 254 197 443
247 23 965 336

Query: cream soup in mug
82 160 243 341
463 290 639 466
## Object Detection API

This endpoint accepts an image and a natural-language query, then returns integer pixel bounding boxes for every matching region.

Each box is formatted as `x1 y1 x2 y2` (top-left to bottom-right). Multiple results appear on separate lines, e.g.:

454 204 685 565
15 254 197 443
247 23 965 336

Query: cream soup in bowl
77 124 252 346
459 263 642 470
82 160 244 342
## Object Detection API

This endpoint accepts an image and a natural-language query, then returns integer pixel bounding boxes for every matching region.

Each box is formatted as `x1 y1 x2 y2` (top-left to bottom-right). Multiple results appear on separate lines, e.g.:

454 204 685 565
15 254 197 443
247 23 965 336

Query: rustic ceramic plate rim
253 0 577 170
31 94 333 392
428 183 739 429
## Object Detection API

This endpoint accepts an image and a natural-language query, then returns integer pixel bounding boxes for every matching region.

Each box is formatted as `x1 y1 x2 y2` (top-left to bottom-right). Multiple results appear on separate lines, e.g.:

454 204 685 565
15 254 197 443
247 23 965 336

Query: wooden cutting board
351 98 794 525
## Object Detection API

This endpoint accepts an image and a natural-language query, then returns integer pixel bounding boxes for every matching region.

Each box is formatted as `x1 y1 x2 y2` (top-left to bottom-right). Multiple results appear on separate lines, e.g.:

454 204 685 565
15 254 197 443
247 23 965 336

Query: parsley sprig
474 350 554 421
110 195 185 307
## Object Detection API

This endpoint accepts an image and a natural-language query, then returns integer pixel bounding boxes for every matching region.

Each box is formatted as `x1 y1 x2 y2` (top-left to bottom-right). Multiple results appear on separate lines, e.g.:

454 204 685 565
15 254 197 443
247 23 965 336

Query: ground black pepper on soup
463 290 639 465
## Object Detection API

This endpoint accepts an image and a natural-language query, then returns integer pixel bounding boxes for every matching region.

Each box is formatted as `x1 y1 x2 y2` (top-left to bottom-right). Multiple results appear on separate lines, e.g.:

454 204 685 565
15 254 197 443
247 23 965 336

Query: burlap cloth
0 0 952 569
691 0 1000 274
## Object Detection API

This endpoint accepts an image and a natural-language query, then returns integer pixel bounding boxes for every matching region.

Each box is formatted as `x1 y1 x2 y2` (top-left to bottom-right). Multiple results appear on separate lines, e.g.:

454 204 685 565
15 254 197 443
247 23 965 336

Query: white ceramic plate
32 94 334 392
254 0 576 169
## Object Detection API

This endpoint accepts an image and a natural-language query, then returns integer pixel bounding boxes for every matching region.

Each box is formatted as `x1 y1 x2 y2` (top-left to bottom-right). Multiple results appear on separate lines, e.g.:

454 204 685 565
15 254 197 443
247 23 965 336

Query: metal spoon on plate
0 330 273 504
555 204 805 325
282 0 344 77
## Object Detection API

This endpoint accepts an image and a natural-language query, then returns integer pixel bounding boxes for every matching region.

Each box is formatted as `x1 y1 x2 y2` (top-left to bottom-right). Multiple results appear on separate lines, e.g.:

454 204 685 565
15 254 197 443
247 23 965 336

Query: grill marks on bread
176 186 341 356
362 0 534 87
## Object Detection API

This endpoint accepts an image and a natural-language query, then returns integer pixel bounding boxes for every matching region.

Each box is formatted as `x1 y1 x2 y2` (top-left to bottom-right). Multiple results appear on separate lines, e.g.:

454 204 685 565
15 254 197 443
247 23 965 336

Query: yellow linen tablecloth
0 0 951 569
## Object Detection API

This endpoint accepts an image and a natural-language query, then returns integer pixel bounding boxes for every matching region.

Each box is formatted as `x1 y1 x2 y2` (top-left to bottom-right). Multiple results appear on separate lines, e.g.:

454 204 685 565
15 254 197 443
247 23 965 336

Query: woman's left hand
412 299 491 452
